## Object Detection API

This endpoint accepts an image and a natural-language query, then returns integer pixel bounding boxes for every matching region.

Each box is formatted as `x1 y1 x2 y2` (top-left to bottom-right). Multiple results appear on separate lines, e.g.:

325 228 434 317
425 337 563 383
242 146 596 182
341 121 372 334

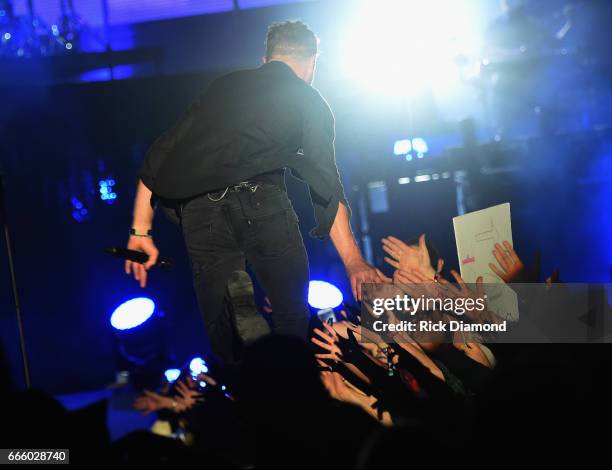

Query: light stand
0 168 31 388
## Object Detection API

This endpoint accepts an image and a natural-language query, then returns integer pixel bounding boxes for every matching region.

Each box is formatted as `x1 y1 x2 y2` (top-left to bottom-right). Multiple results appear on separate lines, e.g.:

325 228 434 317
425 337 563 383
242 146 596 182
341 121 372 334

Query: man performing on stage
124 21 386 366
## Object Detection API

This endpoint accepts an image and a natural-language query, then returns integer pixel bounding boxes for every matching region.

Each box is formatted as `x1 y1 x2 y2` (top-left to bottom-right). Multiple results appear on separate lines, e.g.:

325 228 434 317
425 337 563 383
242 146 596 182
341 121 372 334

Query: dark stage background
1 0 611 394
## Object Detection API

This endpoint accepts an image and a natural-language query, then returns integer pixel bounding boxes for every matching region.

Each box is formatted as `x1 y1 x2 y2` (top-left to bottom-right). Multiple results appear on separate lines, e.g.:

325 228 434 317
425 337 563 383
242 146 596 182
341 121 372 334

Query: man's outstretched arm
125 179 159 288
330 202 390 300
126 87 207 286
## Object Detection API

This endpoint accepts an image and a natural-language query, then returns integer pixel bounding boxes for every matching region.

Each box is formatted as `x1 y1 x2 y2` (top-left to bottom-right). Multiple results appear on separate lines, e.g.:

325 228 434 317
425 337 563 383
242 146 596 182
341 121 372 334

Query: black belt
206 181 260 201
227 181 260 193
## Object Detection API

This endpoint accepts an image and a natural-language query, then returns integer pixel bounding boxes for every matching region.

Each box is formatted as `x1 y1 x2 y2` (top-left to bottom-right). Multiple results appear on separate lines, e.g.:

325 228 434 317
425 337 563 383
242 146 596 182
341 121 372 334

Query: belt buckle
237 181 259 193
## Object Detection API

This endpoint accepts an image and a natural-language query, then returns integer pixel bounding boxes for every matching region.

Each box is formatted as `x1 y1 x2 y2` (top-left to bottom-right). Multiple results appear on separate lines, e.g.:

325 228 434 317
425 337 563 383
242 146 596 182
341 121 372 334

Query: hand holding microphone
106 231 163 287
127 235 157 288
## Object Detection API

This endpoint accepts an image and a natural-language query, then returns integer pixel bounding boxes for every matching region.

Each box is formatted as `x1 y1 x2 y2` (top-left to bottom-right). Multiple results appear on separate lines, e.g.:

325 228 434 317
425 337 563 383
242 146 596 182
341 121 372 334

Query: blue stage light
70 196 89 222
164 368 181 383
98 179 117 203
308 280 344 310
189 357 208 376
110 297 155 331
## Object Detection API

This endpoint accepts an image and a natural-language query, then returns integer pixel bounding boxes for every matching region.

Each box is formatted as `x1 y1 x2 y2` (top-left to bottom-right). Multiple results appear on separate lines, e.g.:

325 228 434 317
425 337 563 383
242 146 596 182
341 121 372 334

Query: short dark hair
265 20 318 61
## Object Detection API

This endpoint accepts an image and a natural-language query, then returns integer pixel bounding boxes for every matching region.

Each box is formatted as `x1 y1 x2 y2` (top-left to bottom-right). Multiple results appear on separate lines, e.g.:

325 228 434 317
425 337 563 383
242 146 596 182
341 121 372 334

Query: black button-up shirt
139 60 349 239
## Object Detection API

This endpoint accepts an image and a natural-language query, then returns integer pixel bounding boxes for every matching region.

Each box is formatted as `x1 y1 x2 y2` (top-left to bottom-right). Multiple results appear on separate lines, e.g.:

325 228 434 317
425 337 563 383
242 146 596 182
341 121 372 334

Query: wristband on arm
130 228 153 238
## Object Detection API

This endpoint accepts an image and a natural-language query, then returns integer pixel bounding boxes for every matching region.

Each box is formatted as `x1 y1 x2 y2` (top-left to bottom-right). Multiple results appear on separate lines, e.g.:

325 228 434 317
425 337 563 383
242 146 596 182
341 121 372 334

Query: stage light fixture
164 368 181 383
110 297 155 331
412 137 429 155
414 174 432 183
99 179 117 203
70 196 89 222
189 357 208 376
308 280 344 310
394 139 412 155
110 297 168 388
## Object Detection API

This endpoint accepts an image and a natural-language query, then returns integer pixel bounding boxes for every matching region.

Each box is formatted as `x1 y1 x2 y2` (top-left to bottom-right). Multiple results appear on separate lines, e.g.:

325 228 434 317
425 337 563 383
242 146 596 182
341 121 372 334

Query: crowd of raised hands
310 233 555 426
127 233 581 466
134 371 218 415
131 233 533 428
310 236 484 426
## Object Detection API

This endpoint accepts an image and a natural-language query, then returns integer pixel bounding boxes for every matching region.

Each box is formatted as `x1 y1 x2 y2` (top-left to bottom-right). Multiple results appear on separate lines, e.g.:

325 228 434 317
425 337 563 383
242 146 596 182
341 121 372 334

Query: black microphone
105 247 174 270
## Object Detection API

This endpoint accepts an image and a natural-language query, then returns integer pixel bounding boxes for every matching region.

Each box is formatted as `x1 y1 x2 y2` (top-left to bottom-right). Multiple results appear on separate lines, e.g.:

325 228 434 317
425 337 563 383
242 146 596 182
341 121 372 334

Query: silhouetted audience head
473 345 588 455
357 426 450 469
241 334 328 411
240 335 379 469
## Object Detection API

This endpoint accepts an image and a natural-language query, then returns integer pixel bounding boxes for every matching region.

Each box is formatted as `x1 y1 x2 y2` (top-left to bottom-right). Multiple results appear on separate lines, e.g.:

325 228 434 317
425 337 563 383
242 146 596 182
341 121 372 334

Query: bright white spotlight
394 139 412 155
414 174 432 183
342 0 478 97
110 297 155 330
189 357 208 376
308 280 344 310
412 137 429 154
164 368 181 383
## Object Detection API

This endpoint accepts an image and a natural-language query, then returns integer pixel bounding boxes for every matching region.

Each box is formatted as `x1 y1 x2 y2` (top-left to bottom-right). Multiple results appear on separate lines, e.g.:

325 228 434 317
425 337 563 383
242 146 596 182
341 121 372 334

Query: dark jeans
160 184 310 365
